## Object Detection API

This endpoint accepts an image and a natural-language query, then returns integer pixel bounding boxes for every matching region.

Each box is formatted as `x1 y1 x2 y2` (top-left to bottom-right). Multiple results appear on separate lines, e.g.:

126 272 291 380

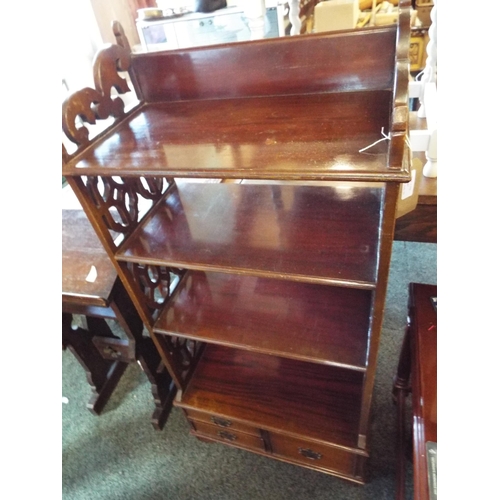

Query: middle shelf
155 270 371 370
117 181 384 288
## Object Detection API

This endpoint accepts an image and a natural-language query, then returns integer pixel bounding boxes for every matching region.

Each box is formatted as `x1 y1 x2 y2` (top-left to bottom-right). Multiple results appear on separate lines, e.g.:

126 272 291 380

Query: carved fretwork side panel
155 335 204 392
123 262 185 321
119 262 202 390
119 262 201 390
78 175 173 250
65 174 174 332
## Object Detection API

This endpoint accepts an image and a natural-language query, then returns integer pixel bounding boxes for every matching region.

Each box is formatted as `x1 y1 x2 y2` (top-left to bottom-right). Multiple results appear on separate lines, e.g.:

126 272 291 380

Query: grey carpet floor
62 240 437 500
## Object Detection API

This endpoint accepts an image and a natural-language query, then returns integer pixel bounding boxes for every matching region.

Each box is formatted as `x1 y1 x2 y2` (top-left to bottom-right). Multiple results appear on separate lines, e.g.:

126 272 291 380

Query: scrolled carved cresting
81 175 172 246
62 21 132 148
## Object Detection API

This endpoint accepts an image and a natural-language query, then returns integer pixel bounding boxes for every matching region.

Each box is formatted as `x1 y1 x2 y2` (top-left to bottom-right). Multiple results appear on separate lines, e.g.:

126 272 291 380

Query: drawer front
190 420 265 451
184 408 261 437
269 433 358 477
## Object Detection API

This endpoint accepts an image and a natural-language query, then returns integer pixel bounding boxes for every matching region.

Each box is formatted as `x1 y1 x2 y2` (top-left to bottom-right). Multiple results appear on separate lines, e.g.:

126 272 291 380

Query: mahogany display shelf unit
62 1 411 484
62 209 176 429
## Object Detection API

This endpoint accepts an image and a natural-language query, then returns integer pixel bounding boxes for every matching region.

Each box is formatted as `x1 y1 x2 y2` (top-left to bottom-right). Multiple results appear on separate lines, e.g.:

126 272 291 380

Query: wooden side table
62 209 176 429
394 113 437 244
393 282 437 500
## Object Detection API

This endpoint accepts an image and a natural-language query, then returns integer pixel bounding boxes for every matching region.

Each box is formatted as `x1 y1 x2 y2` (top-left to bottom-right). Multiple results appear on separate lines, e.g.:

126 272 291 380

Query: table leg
62 313 128 415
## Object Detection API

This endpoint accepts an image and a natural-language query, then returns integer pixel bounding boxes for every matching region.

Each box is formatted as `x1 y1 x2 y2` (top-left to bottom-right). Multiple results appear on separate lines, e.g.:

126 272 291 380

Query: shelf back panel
130 27 397 103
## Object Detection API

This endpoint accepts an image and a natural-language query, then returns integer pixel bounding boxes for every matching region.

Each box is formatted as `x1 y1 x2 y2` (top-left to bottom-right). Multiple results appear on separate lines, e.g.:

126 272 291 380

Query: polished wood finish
62 210 176 428
394 152 437 243
176 344 364 449
62 0 412 483
117 182 383 287
394 202 437 243
189 420 266 452
394 113 437 243
411 283 437 500
155 271 371 369
63 91 409 182
184 408 262 437
129 28 397 103
394 283 437 500
268 433 359 481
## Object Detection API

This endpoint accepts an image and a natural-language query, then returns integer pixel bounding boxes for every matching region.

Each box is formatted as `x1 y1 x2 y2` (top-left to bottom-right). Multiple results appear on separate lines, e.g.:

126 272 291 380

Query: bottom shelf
175 344 368 481
175 344 364 450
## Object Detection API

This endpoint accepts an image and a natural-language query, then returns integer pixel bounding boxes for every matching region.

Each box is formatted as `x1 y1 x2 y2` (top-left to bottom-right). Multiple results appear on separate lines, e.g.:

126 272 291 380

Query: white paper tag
85 265 97 283
401 168 416 200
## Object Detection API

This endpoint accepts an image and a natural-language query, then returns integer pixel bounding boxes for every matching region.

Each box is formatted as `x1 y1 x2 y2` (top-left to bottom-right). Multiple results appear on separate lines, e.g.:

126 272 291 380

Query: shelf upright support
356 0 412 449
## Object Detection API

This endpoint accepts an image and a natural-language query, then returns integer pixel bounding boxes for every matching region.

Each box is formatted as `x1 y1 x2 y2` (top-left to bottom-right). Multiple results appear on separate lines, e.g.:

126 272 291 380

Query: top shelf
63 91 408 182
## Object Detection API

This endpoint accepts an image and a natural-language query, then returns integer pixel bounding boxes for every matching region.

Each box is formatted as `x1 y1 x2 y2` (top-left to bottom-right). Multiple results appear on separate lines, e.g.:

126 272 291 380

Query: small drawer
269 433 359 478
184 408 261 437
190 420 265 452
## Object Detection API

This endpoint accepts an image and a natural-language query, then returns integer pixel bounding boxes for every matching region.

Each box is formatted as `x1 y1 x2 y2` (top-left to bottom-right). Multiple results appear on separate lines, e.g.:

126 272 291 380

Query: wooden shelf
176 344 364 449
117 181 383 287
155 271 371 370
63 91 408 182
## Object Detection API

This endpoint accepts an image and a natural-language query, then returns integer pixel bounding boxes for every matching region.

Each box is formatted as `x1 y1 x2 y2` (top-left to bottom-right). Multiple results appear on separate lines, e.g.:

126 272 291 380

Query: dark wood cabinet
62 1 411 483
394 282 437 500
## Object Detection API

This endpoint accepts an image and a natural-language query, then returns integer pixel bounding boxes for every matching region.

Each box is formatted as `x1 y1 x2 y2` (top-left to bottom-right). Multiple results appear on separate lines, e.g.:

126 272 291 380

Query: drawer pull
210 416 232 427
298 448 323 460
217 430 237 441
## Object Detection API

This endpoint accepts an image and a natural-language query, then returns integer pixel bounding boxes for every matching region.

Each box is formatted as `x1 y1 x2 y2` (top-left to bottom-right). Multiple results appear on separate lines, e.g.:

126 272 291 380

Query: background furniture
62 209 176 429
136 5 283 51
393 282 437 500
62 1 411 484
394 161 436 242
394 111 437 243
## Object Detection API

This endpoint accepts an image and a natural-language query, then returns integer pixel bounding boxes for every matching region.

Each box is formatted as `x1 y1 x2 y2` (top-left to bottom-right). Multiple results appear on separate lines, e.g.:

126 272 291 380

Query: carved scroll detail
62 22 132 147
81 175 172 241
